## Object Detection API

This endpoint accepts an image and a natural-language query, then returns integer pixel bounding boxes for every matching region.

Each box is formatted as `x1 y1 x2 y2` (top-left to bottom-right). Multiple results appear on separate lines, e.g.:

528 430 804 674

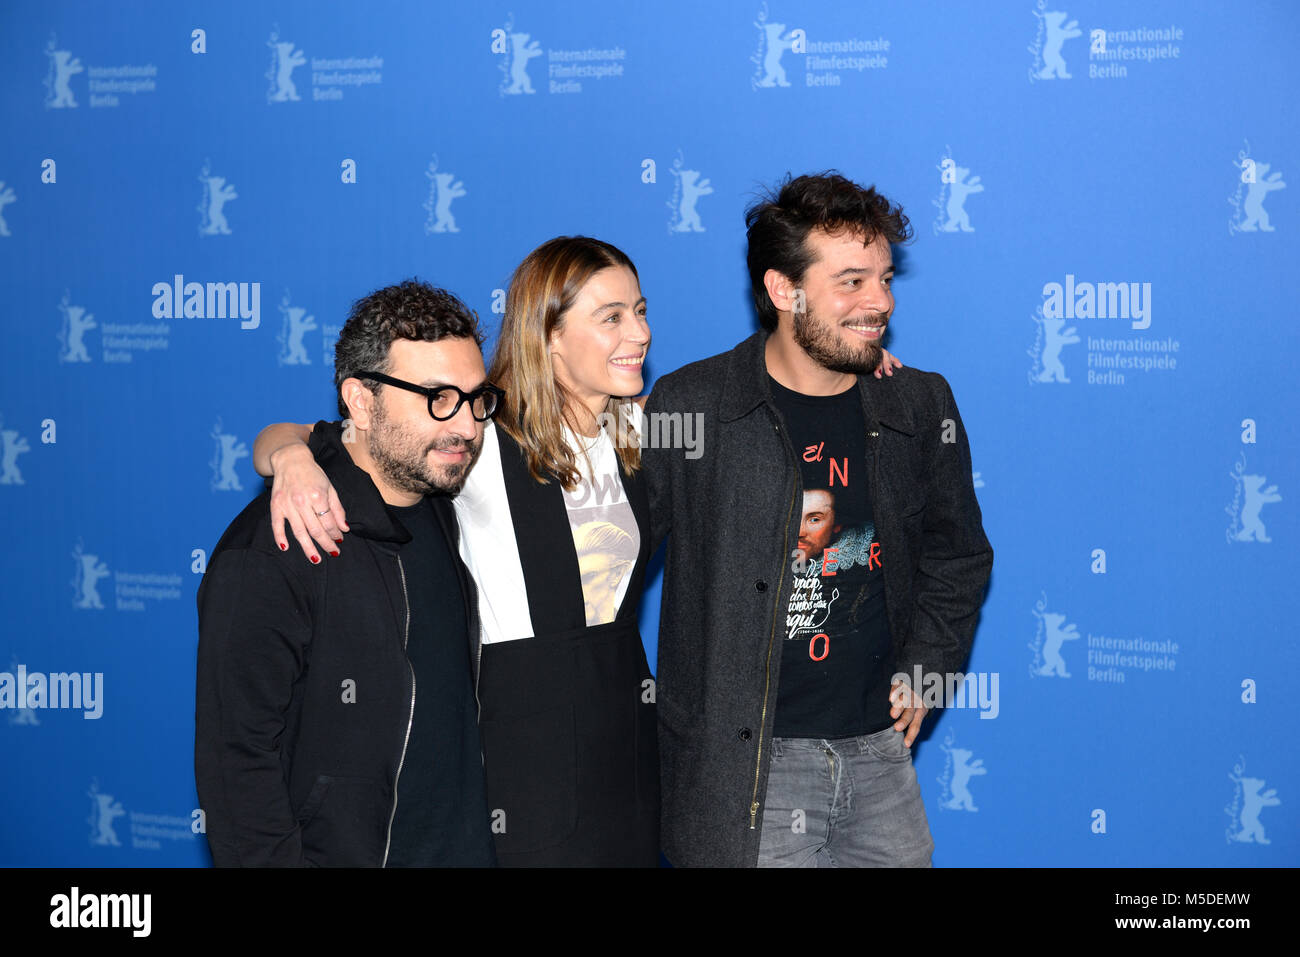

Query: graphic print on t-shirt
770 378 894 738
563 432 639 626
787 485 882 656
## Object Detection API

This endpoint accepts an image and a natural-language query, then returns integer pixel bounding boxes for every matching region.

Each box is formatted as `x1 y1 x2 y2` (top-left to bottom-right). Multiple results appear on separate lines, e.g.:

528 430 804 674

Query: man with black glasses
196 280 502 867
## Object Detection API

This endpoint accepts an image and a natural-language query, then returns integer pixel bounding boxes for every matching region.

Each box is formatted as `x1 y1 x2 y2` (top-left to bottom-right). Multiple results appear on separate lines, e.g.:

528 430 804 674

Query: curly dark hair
745 172 912 332
333 279 484 417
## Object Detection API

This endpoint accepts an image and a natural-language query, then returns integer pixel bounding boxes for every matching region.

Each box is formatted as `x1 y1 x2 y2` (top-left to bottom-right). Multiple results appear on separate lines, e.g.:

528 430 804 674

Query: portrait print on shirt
563 442 639 626
787 486 883 658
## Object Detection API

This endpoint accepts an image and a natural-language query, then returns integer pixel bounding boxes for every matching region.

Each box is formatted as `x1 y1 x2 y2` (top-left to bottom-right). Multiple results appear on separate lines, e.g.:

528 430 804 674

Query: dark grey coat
643 331 993 868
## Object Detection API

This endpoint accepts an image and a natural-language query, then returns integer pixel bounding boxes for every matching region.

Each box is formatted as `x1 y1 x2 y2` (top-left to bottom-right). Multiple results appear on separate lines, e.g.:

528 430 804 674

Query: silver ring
316 509 329 516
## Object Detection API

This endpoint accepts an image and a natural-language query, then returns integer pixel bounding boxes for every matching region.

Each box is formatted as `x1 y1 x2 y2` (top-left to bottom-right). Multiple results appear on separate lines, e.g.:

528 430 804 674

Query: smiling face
547 266 650 426
790 228 895 375
359 336 488 500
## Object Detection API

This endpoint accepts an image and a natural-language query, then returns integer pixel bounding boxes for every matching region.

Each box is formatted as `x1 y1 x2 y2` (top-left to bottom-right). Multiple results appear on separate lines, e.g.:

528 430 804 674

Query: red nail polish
279 543 288 551
310 555 320 564
335 539 343 544
330 551 339 558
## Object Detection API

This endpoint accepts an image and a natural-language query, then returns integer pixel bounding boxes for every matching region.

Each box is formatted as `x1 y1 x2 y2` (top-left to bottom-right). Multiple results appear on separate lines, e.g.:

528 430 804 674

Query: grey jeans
757 727 935 867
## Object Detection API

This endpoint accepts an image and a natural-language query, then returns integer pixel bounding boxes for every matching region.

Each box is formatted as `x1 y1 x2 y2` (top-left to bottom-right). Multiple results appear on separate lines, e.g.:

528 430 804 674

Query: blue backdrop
2 0 1296 866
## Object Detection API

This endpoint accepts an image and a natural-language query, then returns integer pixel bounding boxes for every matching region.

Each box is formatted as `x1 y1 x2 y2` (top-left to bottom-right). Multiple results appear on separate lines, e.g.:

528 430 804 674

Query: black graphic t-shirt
769 376 895 739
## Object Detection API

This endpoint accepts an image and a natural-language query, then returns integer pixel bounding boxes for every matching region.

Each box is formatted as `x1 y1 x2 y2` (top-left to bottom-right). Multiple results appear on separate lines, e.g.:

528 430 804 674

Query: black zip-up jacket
644 332 993 867
195 420 484 867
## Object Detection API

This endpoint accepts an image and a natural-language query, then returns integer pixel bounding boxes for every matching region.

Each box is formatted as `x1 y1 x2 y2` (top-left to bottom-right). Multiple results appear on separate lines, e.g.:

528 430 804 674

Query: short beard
368 394 481 496
792 300 886 376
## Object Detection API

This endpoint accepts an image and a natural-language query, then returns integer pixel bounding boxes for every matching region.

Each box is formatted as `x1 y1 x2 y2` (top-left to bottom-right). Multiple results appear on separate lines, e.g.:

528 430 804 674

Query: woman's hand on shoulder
269 443 348 564
873 348 903 379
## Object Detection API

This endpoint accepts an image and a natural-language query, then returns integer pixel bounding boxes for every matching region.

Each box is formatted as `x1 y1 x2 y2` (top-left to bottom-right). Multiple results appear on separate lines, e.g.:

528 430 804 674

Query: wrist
269 441 312 475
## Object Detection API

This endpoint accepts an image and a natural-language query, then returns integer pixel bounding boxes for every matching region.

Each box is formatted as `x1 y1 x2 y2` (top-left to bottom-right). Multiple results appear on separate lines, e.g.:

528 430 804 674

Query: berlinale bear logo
44 38 85 108
267 30 306 103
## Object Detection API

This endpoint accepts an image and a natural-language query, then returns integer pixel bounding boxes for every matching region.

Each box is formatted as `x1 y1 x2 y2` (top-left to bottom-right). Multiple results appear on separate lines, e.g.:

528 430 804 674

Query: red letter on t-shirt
829 457 848 487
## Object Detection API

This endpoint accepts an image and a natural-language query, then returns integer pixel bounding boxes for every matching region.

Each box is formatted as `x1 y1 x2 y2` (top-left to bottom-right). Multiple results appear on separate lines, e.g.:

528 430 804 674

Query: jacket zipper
382 554 415 867
749 418 799 829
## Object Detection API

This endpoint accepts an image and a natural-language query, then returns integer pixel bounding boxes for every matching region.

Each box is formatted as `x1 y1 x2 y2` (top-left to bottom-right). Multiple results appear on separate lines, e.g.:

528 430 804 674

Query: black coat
643 331 994 867
194 420 484 866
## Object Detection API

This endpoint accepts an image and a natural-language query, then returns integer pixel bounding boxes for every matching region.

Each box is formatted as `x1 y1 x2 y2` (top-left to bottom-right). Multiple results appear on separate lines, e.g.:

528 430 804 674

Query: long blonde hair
489 236 642 488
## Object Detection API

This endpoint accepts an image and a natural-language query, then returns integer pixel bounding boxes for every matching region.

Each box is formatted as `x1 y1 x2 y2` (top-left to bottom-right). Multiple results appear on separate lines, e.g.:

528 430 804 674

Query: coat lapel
495 427 588 633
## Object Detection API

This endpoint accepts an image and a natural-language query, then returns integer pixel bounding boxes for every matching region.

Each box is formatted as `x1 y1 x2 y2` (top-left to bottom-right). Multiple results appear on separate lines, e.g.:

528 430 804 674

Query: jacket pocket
297 774 334 827
298 774 390 866
899 498 926 521
479 704 578 855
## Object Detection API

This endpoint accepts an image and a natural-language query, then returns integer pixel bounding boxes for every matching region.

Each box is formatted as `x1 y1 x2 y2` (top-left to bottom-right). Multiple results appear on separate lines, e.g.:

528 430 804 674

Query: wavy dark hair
333 279 484 417
745 172 912 331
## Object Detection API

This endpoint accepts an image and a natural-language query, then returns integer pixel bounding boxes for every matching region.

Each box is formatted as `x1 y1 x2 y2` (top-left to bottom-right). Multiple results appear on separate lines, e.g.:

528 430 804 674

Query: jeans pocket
863 726 912 763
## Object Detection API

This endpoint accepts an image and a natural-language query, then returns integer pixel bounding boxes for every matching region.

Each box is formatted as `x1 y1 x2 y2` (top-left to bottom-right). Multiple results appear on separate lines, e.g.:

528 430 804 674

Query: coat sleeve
902 375 993 684
641 381 675 555
195 547 314 867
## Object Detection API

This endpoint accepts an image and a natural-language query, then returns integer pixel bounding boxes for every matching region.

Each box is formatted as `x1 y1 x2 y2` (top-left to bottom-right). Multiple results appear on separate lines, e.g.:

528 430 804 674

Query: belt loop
771 737 784 759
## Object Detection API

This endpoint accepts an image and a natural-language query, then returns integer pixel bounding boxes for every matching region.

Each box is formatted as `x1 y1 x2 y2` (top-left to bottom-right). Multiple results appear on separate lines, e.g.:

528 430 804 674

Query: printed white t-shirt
453 401 643 644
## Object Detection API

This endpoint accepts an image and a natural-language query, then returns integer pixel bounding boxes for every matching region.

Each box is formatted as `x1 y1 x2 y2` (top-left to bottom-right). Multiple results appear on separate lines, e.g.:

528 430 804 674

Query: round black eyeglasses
355 371 504 422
